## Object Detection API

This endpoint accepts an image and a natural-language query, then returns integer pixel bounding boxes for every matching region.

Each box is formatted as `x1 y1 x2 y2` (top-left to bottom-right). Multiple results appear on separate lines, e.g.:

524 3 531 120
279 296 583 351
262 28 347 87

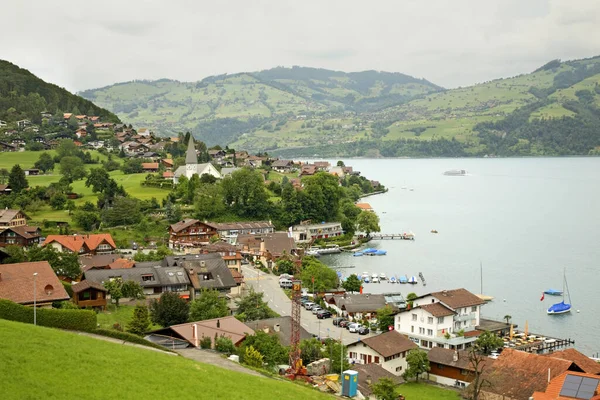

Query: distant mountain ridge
80 58 600 157
0 60 120 124
78 66 443 145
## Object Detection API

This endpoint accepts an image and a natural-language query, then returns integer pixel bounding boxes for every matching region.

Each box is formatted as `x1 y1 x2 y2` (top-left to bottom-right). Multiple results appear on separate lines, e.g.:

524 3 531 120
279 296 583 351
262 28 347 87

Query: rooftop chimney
274 324 280 332
192 324 199 347
453 351 459 362
216 319 220 328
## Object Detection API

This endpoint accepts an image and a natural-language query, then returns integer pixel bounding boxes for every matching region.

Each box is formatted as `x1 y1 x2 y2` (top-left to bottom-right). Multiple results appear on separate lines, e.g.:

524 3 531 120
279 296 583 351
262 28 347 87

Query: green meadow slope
78 67 442 146
81 58 600 156
0 319 332 400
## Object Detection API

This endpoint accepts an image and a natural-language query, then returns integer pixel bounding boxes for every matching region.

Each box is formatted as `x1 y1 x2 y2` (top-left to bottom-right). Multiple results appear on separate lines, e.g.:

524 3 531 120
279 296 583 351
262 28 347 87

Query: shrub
215 336 236 355
200 336 212 349
243 345 264 368
0 299 96 331
61 281 73 298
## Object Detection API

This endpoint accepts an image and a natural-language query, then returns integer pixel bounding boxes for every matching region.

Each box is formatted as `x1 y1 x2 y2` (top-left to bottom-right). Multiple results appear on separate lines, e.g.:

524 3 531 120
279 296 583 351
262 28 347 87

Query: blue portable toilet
341 370 358 397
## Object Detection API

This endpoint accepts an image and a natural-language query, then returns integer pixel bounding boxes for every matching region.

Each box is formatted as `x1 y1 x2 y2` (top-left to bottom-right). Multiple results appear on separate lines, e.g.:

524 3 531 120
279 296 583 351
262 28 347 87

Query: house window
427 317 433 324
437 364 444 369
411 326 414 333
82 291 90 299
412 313 417 321
471 306 477 312
461 369 468 376
396 366 403 372
427 329 433 336
419 327 425 334
141 274 155 282
437 317 444 324
374 356 380 363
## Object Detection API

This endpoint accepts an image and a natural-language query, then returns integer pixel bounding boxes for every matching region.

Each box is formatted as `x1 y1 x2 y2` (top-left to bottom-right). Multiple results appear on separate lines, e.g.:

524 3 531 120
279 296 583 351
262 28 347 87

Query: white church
173 136 221 184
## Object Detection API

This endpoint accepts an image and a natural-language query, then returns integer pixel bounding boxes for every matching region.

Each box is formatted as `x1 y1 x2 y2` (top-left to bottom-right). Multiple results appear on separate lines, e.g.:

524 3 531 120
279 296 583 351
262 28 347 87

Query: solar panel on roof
559 374 600 399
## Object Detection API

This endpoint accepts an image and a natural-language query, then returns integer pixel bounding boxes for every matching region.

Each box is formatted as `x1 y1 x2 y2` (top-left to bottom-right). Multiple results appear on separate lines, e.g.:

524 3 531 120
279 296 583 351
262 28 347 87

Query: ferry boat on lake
443 169 467 176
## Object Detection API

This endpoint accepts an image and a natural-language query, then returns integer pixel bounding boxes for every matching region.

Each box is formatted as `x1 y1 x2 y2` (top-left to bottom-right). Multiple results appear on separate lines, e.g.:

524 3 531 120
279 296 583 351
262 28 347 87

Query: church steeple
185 135 198 165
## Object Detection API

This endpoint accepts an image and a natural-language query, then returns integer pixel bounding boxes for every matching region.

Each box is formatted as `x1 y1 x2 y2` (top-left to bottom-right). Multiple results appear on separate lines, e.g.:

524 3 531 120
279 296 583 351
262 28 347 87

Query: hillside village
1 109 599 398
1 80 599 398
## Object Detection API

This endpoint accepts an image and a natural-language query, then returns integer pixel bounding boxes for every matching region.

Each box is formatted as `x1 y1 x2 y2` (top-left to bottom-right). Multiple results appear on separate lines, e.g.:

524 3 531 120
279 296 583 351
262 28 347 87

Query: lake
316 157 600 357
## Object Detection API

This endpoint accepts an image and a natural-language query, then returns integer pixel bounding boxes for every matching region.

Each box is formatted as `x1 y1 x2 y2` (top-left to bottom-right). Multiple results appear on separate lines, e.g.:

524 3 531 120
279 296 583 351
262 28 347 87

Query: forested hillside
0 60 120 124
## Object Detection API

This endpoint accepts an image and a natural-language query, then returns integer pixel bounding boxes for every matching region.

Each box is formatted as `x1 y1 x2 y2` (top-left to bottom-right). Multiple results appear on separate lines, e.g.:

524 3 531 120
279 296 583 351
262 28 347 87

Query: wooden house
71 280 108 310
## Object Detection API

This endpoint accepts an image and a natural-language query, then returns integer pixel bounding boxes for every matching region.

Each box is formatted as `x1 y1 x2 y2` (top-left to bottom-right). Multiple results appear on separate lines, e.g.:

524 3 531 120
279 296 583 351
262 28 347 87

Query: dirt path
177 348 264 377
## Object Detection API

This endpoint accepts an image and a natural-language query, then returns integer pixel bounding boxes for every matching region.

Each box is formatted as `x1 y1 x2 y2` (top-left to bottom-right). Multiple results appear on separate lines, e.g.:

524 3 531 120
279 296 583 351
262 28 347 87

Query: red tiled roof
546 349 600 375
43 234 116 253
484 349 578 400
0 261 70 304
108 258 134 269
142 162 159 169
163 171 174 178
355 331 417 358
533 371 600 399
231 270 244 284
162 158 174 166
355 203 373 210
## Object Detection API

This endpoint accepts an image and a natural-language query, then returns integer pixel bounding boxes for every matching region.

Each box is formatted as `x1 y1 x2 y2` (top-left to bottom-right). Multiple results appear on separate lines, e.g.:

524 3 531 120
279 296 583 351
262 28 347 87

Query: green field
0 319 332 400
96 304 161 330
396 382 461 399
0 150 113 171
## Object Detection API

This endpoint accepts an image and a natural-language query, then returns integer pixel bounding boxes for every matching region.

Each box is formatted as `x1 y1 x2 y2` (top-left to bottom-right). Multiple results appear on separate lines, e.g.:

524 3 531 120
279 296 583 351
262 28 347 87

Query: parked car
317 310 332 319
348 323 362 333
339 320 351 328
279 279 293 289
358 326 370 335
311 306 322 314
300 298 310 305
304 302 316 310
279 273 294 280
332 317 346 326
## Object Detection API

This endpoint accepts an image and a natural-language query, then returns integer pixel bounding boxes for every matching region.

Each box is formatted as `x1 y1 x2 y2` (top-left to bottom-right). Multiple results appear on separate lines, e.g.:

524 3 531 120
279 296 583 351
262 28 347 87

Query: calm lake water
316 157 600 357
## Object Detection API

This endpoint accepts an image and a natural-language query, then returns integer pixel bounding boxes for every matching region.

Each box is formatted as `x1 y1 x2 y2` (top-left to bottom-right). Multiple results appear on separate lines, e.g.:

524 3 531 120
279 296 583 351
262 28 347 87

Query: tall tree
342 274 362 293
150 292 190 327
34 152 55 173
189 289 229 321
300 256 338 293
8 164 28 193
221 168 270 218
85 168 111 193
370 378 397 400
376 305 395 332
127 304 151 336
404 349 430 382
356 210 381 236
60 156 87 182
474 331 504 355
235 288 277 322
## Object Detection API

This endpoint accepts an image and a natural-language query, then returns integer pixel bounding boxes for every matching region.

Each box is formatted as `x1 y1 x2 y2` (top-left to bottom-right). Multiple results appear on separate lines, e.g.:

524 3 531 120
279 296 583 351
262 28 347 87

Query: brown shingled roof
430 288 486 309
0 261 70 305
420 302 455 317
427 347 493 372
546 349 600 375
170 218 200 233
357 331 417 358
483 349 580 400
352 363 403 396
71 280 107 293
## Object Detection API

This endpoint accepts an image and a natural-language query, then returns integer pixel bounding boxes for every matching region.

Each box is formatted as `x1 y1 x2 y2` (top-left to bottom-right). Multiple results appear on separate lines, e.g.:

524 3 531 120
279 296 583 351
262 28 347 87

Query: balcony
454 313 476 322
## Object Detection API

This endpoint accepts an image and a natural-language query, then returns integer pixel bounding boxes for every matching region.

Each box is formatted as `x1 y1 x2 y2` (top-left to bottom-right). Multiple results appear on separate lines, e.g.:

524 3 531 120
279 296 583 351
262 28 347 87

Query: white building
173 136 221 184
347 331 418 376
394 288 485 351
291 222 343 244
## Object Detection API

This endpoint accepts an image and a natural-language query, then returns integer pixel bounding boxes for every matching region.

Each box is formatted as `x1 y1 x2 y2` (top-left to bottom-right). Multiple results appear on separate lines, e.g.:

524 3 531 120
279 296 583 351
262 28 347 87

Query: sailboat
476 261 494 302
547 269 572 315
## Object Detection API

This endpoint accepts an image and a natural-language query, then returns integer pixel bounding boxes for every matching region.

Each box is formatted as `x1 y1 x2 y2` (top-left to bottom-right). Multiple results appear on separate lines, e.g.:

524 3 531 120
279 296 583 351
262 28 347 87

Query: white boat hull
547 309 571 315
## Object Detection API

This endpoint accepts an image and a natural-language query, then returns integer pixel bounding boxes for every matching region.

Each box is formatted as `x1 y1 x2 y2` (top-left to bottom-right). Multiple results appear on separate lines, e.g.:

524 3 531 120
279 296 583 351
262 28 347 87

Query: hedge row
0 299 97 331
92 329 173 352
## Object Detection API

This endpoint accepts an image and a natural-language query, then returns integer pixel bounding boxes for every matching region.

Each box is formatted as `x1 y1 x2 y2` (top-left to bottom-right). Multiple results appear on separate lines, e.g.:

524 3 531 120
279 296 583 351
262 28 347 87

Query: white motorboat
379 273 387 280
371 273 378 279
444 169 467 176
372 277 380 283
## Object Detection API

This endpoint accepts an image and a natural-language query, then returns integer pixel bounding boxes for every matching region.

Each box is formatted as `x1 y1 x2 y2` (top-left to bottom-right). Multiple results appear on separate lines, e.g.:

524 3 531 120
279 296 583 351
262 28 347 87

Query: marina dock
369 233 415 240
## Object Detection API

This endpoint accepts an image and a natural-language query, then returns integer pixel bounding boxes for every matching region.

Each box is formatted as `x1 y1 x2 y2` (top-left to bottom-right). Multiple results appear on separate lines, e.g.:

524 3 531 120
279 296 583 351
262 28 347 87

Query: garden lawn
0 150 114 170
96 304 160 331
396 382 462 400
0 319 332 400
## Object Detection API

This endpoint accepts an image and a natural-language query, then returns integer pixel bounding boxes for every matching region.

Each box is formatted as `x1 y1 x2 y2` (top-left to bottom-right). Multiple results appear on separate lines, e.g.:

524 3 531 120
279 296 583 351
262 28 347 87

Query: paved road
178 348 264 377
242 266 375 345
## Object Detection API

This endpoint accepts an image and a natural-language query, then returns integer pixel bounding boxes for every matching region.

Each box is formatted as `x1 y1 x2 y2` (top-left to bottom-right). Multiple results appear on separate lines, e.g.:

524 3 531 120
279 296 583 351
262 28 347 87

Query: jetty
369 233 415 241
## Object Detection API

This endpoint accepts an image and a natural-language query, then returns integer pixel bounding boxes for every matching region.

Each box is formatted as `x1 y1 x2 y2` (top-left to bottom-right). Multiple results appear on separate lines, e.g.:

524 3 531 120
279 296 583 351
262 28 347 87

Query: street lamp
33 272 38 325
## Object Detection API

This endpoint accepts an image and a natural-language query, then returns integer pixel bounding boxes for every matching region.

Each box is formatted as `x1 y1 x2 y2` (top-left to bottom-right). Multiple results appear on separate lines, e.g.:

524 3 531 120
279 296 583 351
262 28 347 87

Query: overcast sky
2 0 599 92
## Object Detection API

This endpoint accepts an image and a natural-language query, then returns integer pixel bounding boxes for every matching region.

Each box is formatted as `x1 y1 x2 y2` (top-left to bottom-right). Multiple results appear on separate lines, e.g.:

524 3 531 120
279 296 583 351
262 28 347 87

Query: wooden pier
502 332 575 354
369 233 415 241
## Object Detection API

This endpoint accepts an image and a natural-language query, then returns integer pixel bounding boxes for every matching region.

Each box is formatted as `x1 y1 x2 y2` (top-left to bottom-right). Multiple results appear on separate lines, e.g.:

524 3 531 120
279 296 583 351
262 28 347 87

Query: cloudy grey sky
2 0 600 92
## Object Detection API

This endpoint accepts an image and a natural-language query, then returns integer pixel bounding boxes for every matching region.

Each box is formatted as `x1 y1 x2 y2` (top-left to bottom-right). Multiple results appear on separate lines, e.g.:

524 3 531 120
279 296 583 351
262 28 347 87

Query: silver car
311 306 322 314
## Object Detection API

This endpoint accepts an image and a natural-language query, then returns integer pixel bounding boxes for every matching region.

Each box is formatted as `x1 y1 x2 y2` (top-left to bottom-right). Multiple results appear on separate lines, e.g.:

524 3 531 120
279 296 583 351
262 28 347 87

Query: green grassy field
96 304 161 330
0 319 332 400
0 150 113 171
396 382 462 399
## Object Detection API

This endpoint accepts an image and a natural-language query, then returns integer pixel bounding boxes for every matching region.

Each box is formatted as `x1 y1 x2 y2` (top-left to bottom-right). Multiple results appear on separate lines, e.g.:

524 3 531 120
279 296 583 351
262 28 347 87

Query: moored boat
353 252 364 257
399 275 408 284
389 276 397 283
443 169 467 176
380 273 387 280
544 289 563 296
547 270 572 315
408 276 418 284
